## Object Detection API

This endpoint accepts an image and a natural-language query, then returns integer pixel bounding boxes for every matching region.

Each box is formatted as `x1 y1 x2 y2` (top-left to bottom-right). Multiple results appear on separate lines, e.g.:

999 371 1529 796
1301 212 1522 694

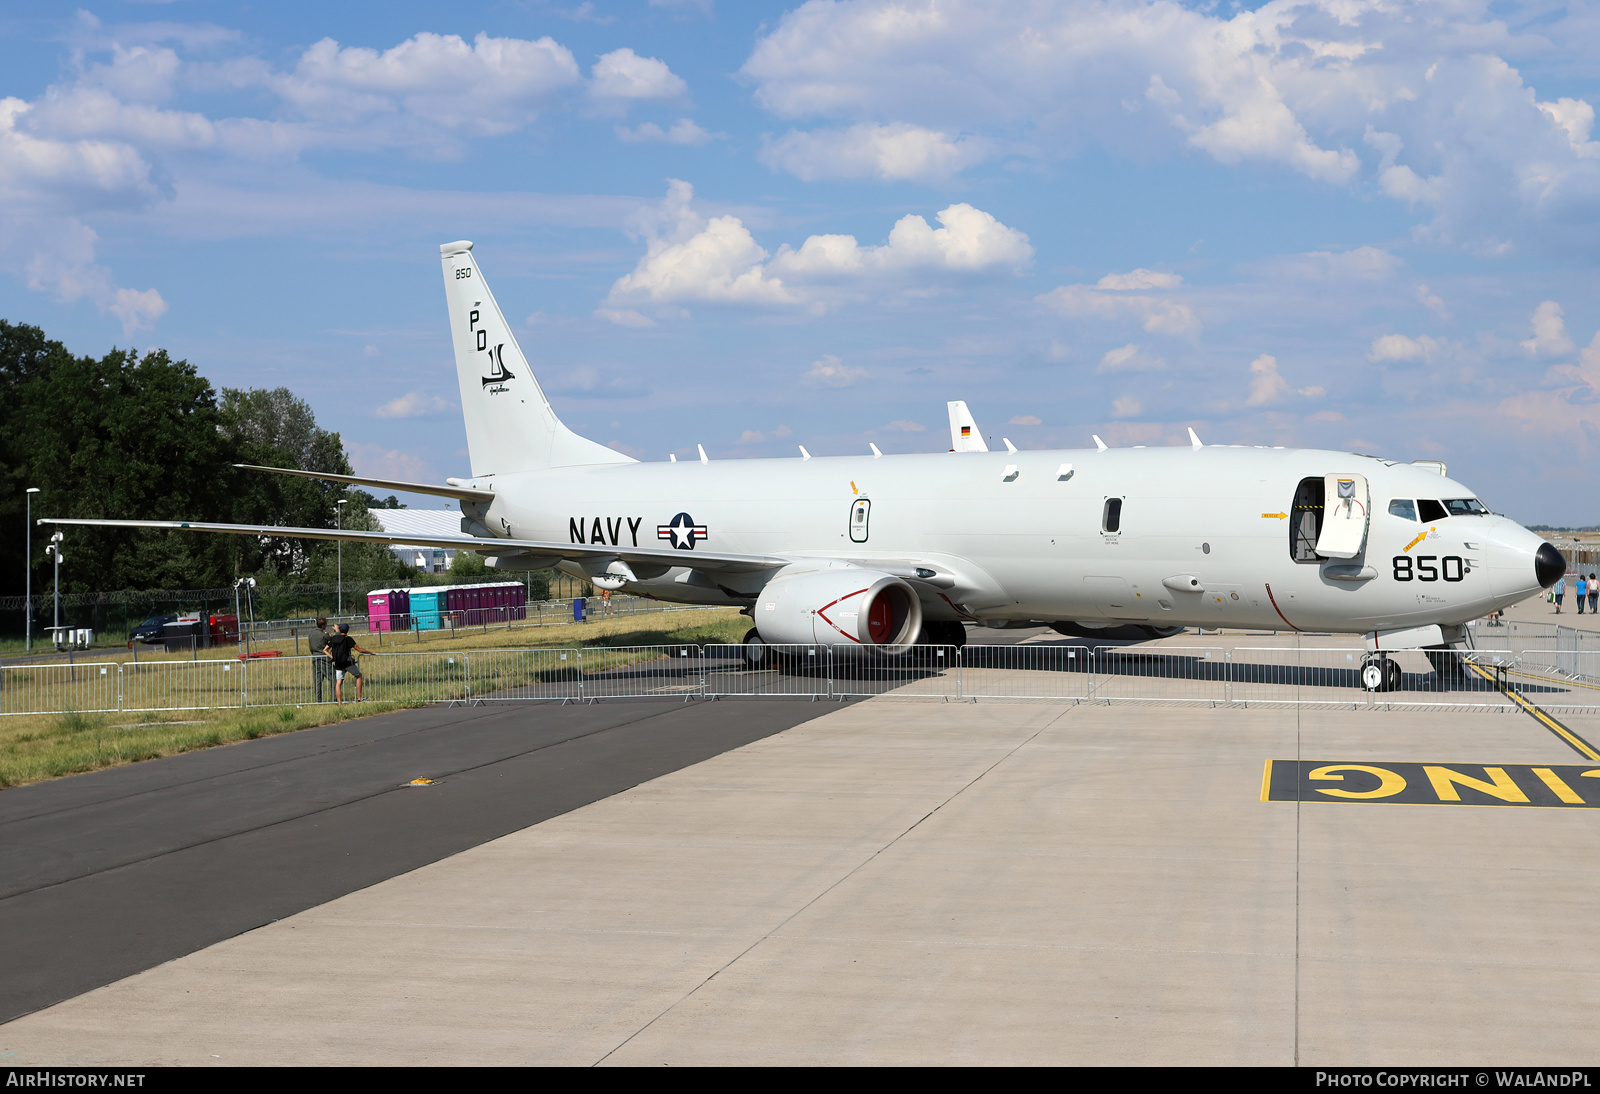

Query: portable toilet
367 590 393 632
410 587 445 630
388 588 411 630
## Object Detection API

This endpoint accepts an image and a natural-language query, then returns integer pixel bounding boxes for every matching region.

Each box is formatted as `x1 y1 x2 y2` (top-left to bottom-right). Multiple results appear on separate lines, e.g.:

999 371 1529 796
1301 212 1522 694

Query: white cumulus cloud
740 0 1600 250
375 391 458 419
615 118 716 144
759 123 989 182
1245 354 1289 407
1522 301 1575 357
1038 268 1199 337
1368 334 1443 363
603 180 1032 314
589 48 688 102
1096 344 1165 373
805 354 867 386
280 32 582 137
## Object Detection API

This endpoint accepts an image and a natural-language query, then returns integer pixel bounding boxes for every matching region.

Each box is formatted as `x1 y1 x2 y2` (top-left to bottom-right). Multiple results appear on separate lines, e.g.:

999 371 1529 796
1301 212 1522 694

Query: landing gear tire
1424 647 1466 680
1361 655 1401 693
743 629 768 668
915 620 967 649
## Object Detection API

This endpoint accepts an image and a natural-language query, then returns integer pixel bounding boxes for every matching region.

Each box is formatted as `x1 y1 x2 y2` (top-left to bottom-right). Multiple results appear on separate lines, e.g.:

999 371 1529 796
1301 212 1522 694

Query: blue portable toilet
410 587 446 630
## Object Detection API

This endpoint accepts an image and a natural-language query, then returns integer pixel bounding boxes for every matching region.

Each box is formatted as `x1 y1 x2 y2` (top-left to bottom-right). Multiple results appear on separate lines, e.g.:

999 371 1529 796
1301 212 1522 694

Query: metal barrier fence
1088 646 1227 704
6 643 1600 716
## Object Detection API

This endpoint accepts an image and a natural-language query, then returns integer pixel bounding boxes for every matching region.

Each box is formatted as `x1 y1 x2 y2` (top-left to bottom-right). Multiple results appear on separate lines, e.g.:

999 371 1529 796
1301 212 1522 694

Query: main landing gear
1360 655 1401 693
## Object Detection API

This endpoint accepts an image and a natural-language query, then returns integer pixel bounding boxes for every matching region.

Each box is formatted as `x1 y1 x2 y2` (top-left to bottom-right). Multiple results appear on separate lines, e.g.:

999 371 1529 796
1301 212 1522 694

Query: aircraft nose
1535 542 1565 589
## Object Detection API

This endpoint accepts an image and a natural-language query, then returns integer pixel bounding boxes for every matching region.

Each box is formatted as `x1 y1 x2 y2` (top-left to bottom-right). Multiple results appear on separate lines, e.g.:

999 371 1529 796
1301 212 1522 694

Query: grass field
0 608 753 789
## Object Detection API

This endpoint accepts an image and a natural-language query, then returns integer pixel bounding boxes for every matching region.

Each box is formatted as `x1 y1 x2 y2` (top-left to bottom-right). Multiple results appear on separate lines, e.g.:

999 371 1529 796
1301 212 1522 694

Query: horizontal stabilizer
37 517 785 575
233 464 492 502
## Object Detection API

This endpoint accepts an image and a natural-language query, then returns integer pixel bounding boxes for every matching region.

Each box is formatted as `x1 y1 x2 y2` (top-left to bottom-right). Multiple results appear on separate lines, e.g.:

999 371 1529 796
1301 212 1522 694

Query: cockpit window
1443 498 1488 516
1388 499 1418 521
1418 499 1448 522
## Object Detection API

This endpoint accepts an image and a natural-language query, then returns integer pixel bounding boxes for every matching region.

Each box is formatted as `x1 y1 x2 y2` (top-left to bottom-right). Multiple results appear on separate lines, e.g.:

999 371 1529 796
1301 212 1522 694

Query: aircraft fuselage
465 443 1551 634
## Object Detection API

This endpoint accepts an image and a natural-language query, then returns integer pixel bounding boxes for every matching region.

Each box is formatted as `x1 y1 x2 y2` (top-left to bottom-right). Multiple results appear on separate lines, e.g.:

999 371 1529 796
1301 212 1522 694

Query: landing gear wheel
916 620 967 648
1361 655 1401 693
743 628 767 668
1424 647 1466 680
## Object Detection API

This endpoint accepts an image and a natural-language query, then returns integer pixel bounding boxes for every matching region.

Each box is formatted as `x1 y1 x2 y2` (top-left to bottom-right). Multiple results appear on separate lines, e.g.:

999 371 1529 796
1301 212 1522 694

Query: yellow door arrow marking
1263 512 1287 519
1403 531 1427 552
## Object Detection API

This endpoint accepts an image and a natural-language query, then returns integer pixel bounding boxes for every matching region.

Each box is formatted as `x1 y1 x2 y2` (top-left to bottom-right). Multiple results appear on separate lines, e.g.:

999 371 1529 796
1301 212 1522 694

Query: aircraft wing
36 518 787 575
232 464 494 503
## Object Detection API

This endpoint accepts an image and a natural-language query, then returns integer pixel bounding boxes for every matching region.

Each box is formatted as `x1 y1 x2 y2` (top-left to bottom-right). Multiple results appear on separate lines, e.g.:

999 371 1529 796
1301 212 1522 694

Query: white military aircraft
45 241 1564 692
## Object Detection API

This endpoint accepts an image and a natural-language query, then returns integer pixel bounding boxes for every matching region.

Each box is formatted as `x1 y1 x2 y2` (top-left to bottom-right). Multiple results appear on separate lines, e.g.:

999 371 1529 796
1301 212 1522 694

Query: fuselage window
1443 498 1488 516
1290 476 1324 562
1418 499 1448 522
1388 499 1418 521
1102 497 1122 534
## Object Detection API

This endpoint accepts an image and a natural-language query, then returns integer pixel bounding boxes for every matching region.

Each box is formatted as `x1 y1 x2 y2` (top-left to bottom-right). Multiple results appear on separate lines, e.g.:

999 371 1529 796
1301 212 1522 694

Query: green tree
0 330 405 608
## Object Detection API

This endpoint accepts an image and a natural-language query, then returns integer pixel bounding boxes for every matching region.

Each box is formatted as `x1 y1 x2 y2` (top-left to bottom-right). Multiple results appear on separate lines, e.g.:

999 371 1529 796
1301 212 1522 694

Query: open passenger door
1314 473 1369 559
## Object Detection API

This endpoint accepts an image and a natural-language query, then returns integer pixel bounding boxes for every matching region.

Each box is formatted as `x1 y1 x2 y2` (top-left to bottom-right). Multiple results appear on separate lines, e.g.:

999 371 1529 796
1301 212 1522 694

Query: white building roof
367 509 475 550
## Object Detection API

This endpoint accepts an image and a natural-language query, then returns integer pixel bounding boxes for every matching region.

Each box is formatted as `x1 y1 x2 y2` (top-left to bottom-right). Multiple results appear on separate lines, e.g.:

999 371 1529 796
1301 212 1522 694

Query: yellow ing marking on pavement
1263 512 1287 519
1309 764 1407 799
1532 768 1585 804
1425 766 1529 803
1260 758 1275 802
1402 531 1427 553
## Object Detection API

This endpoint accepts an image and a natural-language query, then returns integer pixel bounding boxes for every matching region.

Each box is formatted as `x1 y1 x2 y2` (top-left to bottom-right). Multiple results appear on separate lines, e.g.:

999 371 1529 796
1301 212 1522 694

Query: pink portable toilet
367 591 391 632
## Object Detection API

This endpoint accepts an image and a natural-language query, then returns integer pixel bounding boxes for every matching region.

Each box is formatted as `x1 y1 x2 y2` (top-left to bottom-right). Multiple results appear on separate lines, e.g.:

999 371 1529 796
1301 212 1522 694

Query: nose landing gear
1361 655 1402 693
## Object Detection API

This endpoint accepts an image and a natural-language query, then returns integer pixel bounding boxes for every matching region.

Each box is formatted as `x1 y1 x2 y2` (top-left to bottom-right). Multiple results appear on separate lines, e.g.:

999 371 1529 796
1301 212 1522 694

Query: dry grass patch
0 608 757 789
0 702 412 789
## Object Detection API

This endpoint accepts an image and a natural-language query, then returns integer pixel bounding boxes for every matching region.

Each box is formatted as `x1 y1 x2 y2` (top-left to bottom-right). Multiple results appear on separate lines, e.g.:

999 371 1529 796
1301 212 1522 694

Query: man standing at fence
311 617 335 702
324 623 374 704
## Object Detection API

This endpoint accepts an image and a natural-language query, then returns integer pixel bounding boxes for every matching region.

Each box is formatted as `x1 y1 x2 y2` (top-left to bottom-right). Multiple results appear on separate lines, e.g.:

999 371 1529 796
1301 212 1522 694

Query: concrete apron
1 697 1594 1066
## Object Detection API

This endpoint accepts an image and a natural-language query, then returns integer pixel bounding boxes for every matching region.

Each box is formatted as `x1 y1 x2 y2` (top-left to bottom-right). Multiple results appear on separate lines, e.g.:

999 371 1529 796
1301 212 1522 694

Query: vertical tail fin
947 401 989 453
440 241 634 477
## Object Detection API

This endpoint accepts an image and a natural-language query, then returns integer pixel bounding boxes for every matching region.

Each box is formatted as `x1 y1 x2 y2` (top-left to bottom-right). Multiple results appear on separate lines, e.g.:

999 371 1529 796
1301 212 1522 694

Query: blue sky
2 0 1599 522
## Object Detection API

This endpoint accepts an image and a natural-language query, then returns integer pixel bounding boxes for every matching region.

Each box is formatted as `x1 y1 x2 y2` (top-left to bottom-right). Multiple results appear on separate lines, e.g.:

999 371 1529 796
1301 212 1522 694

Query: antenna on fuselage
1093 435 1108 451
1188 427 1204 450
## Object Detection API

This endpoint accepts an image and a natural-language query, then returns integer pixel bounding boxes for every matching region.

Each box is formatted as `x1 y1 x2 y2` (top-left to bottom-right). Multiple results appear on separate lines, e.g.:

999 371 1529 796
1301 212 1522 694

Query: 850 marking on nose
1393 555 1465 582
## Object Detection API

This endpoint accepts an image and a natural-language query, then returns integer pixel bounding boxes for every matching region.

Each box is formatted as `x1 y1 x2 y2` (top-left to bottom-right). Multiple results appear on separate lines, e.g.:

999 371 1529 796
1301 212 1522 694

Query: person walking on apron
1579 574 1589 615
1554 575 1565 614
1590 574 1598 616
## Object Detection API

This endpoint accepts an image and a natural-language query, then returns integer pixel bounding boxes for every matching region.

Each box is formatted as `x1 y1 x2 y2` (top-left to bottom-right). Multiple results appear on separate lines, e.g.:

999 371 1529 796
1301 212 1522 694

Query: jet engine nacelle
754 566 923 652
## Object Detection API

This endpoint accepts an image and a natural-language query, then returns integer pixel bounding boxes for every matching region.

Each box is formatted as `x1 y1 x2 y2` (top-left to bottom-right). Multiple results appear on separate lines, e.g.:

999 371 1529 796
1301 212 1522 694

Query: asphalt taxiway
0 698 845 1026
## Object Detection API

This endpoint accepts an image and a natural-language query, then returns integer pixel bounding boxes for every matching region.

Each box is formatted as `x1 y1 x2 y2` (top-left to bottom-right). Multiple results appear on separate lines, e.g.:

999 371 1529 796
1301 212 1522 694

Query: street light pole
24 487 39 652
336 498 347 617
46 531 63 649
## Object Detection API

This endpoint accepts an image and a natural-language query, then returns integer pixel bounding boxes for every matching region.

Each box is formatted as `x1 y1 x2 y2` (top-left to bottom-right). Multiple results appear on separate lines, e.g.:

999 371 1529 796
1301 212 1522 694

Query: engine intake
754 566 923 652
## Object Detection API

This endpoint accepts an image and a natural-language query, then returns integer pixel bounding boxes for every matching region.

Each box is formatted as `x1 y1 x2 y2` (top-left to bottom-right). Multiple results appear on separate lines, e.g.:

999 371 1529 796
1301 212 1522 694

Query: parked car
129 615 176 644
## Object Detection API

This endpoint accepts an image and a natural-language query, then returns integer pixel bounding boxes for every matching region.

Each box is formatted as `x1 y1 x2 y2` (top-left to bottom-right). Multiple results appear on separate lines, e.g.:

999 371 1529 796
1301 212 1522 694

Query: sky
2 0 1599 523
